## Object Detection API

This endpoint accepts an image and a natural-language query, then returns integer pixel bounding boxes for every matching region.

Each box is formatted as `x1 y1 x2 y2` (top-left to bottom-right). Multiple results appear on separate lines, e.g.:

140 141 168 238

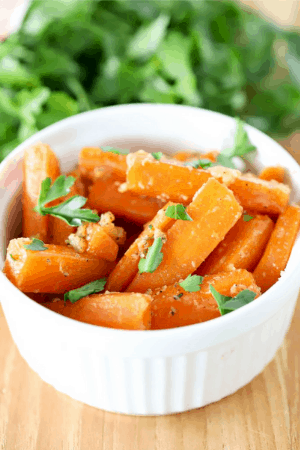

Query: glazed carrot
23 142 60 241
4 238 114 293
253 205 300 292
88 170 165 225
49 170 85 245
106 202 176 292
125 150 240 203
197 215 274 275
44 292 152 330
68 222 119 261
127 178 243 293
259 166 285 183
151 269 261 329
228 175 290 215
79 146 127 181
173 150 218 162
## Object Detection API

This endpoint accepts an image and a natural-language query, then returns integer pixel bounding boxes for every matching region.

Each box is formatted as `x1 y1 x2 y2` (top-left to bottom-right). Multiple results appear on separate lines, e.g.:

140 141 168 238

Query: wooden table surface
0 139 299 449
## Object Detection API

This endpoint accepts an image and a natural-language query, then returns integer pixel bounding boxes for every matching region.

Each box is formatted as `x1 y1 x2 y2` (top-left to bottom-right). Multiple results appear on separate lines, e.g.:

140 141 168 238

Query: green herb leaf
10 254 17 261
215 153 237 169
184 158 213 169
165 204 192 221
138 237 163 273
179 274 203 292
221 118 256 160
35 176 99 226
64 278 107 304
152 152 163 160
210 285 256 315
243 214 254 222
24 238 48 251
102 146 129 155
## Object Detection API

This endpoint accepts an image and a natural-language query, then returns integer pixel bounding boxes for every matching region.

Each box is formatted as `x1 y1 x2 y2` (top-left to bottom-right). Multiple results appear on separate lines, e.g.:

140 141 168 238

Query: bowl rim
1 102 300 341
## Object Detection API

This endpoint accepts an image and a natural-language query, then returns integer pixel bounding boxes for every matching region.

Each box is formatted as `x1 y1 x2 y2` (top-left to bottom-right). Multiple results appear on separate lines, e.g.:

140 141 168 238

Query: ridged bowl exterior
0 104 300 415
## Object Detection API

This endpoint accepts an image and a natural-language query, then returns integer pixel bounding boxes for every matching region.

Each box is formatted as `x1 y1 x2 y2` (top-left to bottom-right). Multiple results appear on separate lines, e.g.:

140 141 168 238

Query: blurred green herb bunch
1 0 300 160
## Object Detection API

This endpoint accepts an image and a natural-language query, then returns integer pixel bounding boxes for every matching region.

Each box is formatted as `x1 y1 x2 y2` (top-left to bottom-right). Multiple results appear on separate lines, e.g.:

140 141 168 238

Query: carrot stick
79 146 127 181
68 222 119 262
4 238 114 293
49 170 85 245
44 292 152 330
125 151 240 203
88 170 165 225
197 215 274 275
253 205 300 292
106 202 176 292
259 166 285 183
127 178 243 293
228 175 290 215
151 269 261 329
22 142 60 241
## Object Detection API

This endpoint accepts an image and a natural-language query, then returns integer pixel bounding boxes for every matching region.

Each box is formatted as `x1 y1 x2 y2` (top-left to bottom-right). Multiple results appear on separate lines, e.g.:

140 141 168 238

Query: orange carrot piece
79 146 127 181
253 205 300 292
151 269 260 330
125 151 240 203
127 178 243 293
173 150 218 162
259 166 285 183
49 170 85 245
106 202 176 292
68 222 119 262
88 171 165 225
22 142 60 241
4 238 114 293
44 292 152 330
228 175 290 215
197 215 274 275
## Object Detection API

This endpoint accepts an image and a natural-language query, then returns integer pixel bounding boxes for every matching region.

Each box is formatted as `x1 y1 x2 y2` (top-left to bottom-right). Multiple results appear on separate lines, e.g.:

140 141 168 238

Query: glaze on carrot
44 292 152 330
253 205 300 292
106 202 176 292
88 169 165 225
197 215 274 275
23 142 60 241
127 178 243 293
4 238 114 293
151 269 261 329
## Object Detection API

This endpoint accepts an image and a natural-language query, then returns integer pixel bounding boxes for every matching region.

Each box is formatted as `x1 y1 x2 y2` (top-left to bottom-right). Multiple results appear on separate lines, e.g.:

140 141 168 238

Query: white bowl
0 104 300 415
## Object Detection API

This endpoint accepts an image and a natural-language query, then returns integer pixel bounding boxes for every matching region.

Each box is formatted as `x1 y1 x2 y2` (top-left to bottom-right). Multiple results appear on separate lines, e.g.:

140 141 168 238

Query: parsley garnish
148 224 153 230
179 274 203 292
173 293 183 300
10 254 17 260
184 158 213 169
243 214 254 222
152 152 163 160
35 175 99 227
138 237 163 273
64 278 107 303
165 204 192 221
210 285 256 315
218 118 256 169
24 238 48 251
102 146 129 155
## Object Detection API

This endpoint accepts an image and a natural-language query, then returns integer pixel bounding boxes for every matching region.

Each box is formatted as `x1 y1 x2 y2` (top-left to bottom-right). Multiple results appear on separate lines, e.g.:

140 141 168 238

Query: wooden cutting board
0 139 299 449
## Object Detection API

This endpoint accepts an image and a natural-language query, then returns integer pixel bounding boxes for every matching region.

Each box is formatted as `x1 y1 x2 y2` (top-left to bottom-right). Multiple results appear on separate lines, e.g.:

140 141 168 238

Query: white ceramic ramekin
0 104 300 415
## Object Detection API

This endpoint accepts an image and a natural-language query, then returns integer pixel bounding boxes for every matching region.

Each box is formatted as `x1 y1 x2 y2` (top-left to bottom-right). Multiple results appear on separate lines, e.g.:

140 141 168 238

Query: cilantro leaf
64 278 107 304
138 237 163 273
184 158 213 169
210 285 256 315
165 204 192 221
243 214 254 222
35 176 99 226
215 153 236 169
221 119 256 160
152 152 163 160
102 146 129 155
179 274 203 292
24 238 48 251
